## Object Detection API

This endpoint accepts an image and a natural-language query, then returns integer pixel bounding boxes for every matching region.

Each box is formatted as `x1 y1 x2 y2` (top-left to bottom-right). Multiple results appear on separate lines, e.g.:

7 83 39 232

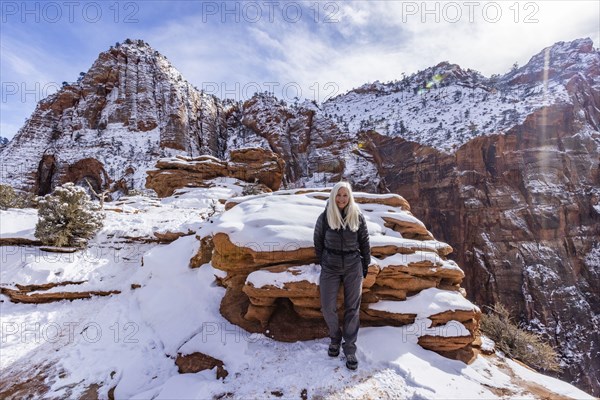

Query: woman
313 181 371 370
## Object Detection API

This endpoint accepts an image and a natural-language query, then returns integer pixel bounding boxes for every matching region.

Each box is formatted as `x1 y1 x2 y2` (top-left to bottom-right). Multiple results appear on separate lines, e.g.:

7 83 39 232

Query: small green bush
241 179 267 196
0 184 32 209
35 183 104 247
480 303 560 372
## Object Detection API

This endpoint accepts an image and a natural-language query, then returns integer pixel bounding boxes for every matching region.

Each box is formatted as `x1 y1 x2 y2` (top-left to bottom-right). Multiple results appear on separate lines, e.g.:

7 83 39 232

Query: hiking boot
328 343 340 357
346 354 358 370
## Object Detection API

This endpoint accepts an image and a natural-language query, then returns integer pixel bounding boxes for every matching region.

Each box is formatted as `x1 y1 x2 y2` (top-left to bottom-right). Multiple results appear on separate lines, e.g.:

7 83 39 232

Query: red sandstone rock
146 148 285 197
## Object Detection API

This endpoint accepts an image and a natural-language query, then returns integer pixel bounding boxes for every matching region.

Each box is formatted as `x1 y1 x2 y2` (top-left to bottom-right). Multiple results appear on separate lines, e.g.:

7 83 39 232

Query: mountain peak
106 39 168 62
116 38 152 49
412 61 486 87
89 38 174 78
504 37 599 85
547 37 595 55
1 38 224 193
105 38 159 57
527 37 596 69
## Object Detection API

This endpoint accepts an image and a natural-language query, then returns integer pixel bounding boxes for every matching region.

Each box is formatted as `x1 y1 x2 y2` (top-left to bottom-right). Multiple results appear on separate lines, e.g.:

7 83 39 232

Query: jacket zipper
340 229 345 270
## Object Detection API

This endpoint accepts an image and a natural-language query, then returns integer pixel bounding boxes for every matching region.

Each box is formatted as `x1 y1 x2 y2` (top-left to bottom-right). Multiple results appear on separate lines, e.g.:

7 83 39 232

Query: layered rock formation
145 148 285 197
194 189 481 361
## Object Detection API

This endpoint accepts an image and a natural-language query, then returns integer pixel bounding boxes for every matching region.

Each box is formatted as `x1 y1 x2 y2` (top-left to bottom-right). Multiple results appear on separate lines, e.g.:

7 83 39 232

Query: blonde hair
327 182 361 232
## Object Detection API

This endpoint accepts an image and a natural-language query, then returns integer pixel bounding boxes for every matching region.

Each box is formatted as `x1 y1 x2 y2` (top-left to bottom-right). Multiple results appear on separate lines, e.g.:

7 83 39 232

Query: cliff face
225 94 383 192
462 106 600 392
362 103 600 392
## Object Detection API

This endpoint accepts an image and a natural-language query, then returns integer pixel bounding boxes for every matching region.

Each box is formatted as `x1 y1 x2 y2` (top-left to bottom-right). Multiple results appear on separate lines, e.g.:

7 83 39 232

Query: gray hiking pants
319 262 363 356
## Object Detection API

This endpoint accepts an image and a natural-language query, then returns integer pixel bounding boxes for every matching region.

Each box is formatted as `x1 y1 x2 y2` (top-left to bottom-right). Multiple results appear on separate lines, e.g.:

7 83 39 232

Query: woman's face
336 187 350 210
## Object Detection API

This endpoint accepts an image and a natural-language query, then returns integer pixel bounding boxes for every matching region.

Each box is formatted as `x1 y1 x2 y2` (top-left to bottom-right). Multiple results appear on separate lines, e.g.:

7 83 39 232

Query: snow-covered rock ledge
195 189 482 362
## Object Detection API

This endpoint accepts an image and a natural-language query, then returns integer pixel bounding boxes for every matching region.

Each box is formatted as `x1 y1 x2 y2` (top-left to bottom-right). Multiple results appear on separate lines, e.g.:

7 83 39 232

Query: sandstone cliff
225 93 383 191
361 103 600 392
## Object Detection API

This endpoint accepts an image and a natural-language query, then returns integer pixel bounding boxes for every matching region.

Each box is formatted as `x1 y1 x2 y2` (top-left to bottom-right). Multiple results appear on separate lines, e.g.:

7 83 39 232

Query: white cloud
338 3 371 26
247 26 285 53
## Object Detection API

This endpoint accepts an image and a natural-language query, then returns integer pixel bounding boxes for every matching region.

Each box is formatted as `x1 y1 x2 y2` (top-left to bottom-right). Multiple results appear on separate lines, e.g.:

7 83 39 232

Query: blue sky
1 0 599 140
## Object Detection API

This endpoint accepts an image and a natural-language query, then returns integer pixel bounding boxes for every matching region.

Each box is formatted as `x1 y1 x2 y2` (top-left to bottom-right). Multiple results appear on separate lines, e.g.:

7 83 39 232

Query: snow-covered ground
0 209 38 240
0 184 594 399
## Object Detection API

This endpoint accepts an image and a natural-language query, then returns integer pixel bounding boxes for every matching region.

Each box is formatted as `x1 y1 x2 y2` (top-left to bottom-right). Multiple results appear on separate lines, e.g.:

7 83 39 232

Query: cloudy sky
1 0 598 140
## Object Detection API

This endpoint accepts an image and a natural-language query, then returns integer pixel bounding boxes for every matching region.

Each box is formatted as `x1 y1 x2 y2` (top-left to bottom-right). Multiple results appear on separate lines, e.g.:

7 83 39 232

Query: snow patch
246 264 321 289
369 288 479 318
0 208 38 239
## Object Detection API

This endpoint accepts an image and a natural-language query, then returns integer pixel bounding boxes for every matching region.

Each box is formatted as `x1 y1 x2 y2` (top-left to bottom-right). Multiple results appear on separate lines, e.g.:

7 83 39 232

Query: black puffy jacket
313 208 371 273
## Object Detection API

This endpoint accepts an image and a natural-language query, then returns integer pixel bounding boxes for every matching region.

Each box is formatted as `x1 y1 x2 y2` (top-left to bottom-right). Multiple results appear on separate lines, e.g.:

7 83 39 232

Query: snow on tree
0 184 33 209
0 184 20 209
35 183 104 247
